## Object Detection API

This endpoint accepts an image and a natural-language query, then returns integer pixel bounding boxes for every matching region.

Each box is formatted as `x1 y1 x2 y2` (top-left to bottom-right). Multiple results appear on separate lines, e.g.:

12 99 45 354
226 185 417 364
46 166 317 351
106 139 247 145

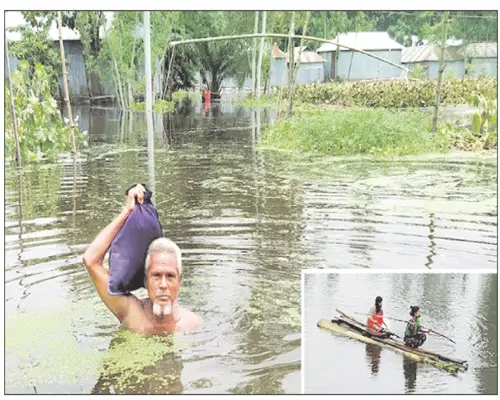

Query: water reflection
365 344 382 375
402 358 418 393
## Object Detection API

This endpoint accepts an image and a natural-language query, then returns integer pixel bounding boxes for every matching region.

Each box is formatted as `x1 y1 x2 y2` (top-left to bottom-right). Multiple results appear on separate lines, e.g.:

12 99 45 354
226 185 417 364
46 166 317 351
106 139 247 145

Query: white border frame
300 268 497 394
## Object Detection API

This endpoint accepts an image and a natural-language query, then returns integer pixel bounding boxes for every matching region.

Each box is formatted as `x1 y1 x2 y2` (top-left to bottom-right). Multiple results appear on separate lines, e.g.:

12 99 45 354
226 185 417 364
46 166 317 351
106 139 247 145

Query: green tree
180 11 253 94
5 61 87 162
8 12 61 97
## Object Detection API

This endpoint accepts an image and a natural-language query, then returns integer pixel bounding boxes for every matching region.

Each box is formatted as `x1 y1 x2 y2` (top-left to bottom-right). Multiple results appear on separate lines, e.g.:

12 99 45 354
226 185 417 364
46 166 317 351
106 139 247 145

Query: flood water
303 273 498 394
4 100 497 394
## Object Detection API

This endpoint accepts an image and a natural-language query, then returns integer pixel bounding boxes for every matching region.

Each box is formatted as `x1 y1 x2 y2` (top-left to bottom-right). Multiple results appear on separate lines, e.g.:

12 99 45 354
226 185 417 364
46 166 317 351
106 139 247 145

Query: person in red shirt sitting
367 296 388 333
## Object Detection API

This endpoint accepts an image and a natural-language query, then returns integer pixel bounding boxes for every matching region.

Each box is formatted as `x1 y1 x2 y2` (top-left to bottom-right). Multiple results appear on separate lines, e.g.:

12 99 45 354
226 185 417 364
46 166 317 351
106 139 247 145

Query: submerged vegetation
264 77 497 156
129 99 175 113
233 94 276 108
263 89 497 156
440 92 497 151
263 108 449 156
171 89 198 103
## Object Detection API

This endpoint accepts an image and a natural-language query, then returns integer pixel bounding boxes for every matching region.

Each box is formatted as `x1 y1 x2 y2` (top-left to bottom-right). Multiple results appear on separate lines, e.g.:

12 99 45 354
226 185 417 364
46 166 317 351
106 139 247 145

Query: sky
4 11 114 41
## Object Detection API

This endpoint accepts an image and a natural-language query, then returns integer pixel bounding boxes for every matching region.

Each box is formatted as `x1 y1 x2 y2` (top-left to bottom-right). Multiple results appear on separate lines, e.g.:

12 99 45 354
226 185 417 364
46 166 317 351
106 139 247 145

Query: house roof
286 46 326 63
460 42 497 58
402 45 463 63
272 43 287 58
317 32 405 52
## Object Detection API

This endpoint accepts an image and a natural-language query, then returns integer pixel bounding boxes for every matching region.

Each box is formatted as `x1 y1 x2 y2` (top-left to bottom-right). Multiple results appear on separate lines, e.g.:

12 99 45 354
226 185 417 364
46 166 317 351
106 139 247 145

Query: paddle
338 310 401 339
381 315 456 344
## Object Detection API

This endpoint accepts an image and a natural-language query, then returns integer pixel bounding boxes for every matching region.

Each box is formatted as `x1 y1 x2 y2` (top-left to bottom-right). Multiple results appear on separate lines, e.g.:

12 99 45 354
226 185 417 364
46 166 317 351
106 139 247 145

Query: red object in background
203 89 211 104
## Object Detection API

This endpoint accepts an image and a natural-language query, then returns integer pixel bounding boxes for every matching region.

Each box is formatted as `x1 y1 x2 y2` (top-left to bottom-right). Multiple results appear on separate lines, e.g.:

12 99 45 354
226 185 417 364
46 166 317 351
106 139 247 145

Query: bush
171 90 197 103
129 99 175 113
4 61 87 163
262 108 451 156
288 77 497 108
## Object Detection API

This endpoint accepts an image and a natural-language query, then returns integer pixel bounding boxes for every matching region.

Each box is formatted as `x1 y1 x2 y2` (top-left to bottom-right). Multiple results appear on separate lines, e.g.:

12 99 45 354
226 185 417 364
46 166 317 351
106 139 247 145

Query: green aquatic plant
287 77 497 108
262 108 451 156
5 298 190 394
171 90 197 103
439 89 497 151
4 61 88 163
129 99 175 113
233 94 276 108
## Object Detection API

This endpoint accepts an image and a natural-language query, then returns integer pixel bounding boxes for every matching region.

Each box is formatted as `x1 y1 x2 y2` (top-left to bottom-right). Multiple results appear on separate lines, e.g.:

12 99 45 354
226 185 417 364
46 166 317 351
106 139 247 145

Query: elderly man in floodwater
83 184 201 334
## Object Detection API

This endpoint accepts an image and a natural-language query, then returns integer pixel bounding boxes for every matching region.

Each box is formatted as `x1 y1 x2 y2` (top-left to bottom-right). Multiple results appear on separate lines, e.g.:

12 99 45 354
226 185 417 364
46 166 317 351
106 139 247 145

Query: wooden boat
317 309 468 374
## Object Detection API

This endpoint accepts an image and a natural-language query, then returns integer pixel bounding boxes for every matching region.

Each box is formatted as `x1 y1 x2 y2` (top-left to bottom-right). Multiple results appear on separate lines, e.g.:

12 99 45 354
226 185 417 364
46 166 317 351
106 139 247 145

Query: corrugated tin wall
270 58 287 87
407 60 467 79
336 50 404 80
470 58 497 77
295 62 324 85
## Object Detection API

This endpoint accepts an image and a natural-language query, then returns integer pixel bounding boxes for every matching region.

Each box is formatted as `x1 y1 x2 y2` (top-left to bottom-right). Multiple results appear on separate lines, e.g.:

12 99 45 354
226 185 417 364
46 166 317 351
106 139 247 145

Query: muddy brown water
4 101 497 393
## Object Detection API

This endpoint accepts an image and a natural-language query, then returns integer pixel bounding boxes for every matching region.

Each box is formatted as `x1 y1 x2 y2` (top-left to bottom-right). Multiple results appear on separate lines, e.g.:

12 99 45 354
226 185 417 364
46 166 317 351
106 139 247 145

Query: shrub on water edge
233 94 276 108
4 61 88 163
172 90 197 103
262 108 451 156
288 77 497 108
129 100 175 113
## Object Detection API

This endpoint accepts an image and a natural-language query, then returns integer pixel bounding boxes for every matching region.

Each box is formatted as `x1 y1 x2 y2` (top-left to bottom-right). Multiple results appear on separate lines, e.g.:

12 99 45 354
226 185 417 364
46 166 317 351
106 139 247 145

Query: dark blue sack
108 184 163 295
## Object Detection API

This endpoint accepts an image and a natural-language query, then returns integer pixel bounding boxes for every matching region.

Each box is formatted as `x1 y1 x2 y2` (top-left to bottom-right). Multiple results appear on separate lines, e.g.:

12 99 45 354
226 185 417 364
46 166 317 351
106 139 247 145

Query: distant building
402 45 465 79
317 32 405 81
402 42 497 79
459 43 497 77
270 44 326 87
270 43 287 87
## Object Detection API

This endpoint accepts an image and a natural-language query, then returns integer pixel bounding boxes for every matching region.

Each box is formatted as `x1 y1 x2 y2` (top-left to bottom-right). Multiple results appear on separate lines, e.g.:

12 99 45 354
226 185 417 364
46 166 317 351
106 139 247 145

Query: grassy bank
262 108 454 156
288 77 497 108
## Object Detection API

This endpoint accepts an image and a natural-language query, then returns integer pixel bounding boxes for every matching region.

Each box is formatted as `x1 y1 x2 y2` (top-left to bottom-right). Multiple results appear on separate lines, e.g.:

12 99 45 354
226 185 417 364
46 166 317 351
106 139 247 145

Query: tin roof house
317 32 405 81
270 44 326 87
459 42 497 77
402 45 465 79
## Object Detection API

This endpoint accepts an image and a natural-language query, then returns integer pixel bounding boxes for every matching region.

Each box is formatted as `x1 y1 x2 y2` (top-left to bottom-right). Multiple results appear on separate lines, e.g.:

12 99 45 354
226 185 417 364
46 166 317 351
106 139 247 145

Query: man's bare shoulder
177 307 202 332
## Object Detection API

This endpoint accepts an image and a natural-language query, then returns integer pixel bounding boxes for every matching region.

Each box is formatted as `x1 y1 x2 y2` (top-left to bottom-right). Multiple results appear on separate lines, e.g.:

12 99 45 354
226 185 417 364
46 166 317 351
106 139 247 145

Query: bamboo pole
103 20 126 109
256 11 267 99
170 33 410 73
432 11 450 134
286 13 295 118
347 31 358 81
144 11 155 191
165 46 175 100
288 11 310 117
57 11 77 154
5 39 22 167
127 12 139 106
251 12 259 97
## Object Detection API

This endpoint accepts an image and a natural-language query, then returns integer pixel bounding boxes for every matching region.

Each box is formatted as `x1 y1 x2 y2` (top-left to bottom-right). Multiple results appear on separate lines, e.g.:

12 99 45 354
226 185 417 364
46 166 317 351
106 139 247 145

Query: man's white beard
153 301 172 317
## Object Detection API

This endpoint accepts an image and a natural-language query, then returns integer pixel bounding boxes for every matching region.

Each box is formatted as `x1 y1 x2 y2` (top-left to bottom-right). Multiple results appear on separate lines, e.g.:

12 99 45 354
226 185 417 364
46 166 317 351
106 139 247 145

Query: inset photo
302 271 497 395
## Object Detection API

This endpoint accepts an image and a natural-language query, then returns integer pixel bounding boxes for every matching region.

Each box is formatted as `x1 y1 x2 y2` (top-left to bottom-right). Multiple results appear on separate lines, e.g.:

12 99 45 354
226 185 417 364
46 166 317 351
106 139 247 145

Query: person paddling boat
404 306 429 348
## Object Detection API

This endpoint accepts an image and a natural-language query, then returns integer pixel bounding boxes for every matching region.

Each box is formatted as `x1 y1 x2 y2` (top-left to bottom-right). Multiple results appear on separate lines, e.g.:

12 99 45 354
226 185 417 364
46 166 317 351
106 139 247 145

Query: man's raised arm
82 185 145 320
